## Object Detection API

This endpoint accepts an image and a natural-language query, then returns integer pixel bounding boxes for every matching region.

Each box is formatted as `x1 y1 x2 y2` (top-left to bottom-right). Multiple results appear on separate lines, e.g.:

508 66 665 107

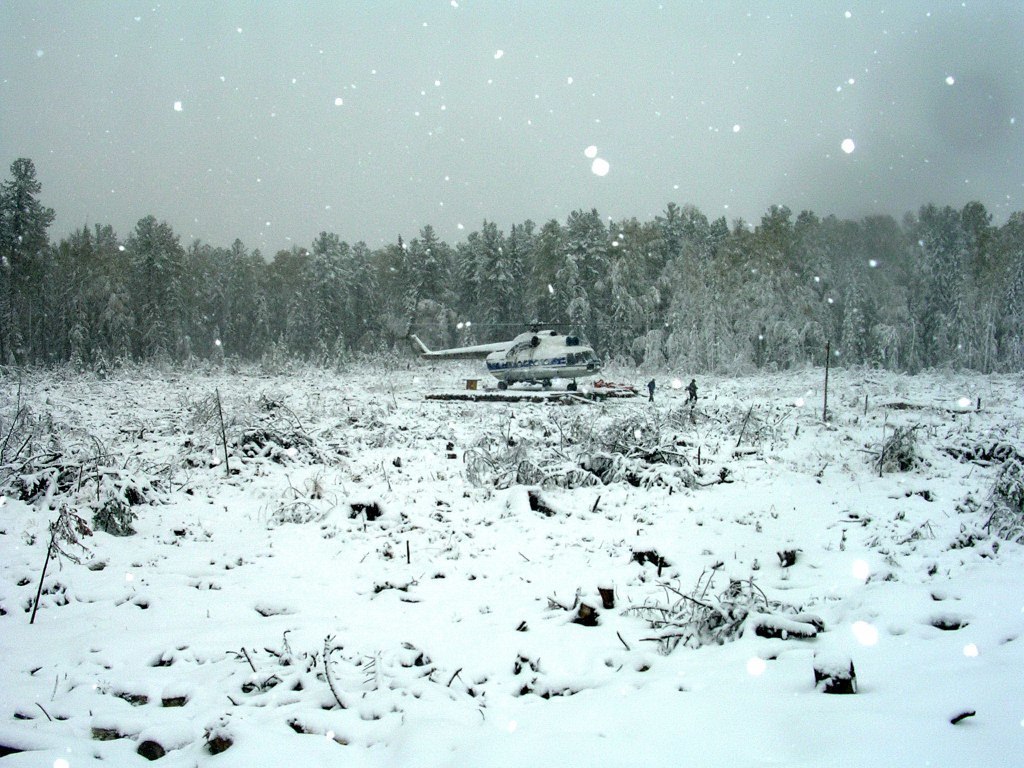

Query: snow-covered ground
1 363 1023 767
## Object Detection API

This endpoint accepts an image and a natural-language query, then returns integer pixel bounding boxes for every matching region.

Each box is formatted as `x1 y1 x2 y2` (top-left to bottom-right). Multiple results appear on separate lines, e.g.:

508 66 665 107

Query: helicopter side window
566 336 579 347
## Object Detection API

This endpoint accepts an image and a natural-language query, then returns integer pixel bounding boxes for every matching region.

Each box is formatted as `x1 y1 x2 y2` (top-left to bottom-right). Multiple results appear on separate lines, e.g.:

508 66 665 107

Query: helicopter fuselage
484 331 601 385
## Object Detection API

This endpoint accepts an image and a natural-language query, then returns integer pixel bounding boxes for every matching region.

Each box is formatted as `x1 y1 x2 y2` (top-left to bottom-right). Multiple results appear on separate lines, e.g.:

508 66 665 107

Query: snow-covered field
1 363 1023 767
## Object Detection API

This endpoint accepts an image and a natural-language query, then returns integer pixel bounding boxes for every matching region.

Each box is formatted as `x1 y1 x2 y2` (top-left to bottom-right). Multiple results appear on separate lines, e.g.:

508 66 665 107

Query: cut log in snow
137 740 166 761
572 602 599 627
814 652 857 694
748 612 822 640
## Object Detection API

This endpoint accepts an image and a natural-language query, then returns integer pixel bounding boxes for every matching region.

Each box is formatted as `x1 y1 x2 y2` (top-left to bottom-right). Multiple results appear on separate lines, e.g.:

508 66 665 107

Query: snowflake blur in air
334 97 343 106
844 10 852 18
945 76 955 86
795 397 805 407
957 397 972 409
732 124 741 133
869 259 878 268
591 157 610 176
173 101 183 112
584 145 598 159
852 620 879 646
671 378 682 389
841 138 855 154
494 50 504 60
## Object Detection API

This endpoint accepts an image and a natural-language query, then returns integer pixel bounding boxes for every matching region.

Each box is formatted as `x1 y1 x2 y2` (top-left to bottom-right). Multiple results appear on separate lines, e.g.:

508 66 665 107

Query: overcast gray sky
1 1 1021 253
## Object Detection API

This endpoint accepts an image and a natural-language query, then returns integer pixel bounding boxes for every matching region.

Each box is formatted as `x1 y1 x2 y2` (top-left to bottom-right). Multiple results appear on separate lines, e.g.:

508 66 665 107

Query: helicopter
410 326 602 390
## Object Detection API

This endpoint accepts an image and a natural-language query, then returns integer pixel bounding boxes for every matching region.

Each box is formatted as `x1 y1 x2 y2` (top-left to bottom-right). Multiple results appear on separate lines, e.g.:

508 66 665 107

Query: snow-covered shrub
626 572 814 654
92 497 137 536
984 457 1024 542
879 425 921 473
89 470 158 536
466 409 696 490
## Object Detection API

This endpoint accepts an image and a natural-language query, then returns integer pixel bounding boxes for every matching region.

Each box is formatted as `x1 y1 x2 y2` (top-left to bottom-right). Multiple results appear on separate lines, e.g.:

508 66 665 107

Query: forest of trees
1 157 1023 374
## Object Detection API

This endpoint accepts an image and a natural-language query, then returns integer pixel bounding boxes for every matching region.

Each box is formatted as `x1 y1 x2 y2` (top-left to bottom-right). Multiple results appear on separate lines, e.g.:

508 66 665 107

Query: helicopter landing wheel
497 381 509 390
567 381 578 392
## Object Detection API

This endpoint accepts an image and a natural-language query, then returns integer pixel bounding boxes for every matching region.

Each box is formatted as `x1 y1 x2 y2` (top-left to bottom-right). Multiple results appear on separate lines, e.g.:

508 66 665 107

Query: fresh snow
1 364 1023 766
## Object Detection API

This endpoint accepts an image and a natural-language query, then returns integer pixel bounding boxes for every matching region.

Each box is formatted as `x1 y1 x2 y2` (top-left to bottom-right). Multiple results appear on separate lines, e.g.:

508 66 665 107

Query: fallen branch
323 636 346 710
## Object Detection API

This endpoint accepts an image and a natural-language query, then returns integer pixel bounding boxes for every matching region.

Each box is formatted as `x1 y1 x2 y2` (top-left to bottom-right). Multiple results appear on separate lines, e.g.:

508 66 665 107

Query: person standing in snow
647 378 656 402
686 378 698 405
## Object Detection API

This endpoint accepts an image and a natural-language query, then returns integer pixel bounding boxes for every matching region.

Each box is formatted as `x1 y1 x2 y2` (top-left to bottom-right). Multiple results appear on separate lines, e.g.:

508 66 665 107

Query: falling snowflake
494 50 504 60
334 97 343 106
852 621 879 647
173 101 183 112
591 157 610 176
841 138 855 154
584 145 598 159
852 560 871 581
732 124 741 133
945 75 956 86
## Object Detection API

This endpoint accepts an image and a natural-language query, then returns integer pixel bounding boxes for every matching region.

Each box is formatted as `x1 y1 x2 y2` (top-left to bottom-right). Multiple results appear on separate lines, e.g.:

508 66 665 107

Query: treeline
2 157 1023 373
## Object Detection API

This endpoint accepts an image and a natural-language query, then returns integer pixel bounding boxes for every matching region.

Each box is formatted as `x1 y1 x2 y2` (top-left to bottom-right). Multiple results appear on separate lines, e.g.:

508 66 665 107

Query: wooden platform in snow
425 387 636 404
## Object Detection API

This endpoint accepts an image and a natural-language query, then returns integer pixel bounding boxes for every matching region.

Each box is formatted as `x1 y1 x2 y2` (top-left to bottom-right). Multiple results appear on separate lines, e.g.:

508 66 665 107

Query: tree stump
572 602 599 627
777 549 797 568
137 740 166 761
598 585 615 609
814 653 857 694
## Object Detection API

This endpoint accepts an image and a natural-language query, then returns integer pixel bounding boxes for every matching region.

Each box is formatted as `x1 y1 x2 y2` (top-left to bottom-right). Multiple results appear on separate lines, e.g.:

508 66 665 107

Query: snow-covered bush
984 457 1024 542
92 497 137 536
626 572 816 654
879 425 921 473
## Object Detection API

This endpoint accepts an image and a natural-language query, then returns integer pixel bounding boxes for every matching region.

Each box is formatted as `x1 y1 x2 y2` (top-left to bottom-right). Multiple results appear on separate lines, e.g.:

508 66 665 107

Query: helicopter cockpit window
566 336 579 346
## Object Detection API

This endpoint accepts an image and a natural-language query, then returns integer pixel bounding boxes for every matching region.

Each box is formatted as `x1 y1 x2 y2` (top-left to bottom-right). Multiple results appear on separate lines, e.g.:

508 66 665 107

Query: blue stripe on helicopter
486 358 567 371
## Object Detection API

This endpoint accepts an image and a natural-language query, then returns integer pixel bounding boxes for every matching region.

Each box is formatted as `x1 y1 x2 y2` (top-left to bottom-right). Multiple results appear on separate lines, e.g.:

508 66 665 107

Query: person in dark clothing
686 378 698 405
647 378 656 402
